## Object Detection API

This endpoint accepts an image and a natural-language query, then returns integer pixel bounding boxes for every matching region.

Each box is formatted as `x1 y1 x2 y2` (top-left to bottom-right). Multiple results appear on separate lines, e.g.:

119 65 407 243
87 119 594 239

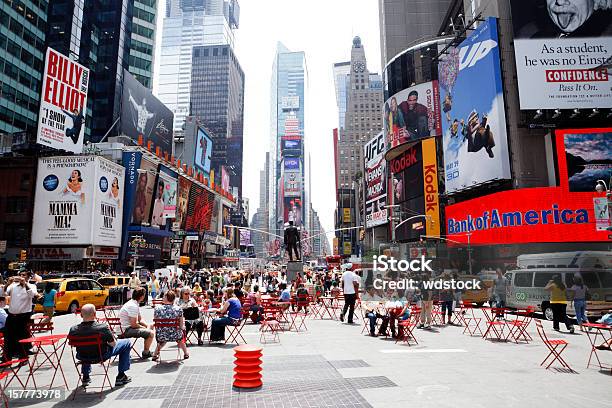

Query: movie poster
439 17 511 193
563 131 612 192
32 156 124 246
131 157 157 225
36 48 89 153
509 0 612 109
175 176 192 230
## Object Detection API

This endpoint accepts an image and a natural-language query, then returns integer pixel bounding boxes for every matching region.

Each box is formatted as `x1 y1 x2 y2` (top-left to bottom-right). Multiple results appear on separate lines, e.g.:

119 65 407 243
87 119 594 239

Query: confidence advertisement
120 70 174 155
284 197 303 226
194 127 213 175
383 81 441 159
446 187 611 244
509 0 612 109
130 156 157 225
32 156 124 246
364 132 388 228
438 17 511 194
36 48 89 153
175 177 191 230
558 129 611 192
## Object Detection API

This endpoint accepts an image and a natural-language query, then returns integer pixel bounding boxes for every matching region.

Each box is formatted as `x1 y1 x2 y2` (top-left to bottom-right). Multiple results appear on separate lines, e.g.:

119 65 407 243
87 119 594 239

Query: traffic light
19 250 27 261
359 229 366 241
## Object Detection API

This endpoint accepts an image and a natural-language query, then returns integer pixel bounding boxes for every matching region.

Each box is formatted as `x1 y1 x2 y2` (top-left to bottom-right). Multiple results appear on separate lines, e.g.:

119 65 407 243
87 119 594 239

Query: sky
154 0 382 237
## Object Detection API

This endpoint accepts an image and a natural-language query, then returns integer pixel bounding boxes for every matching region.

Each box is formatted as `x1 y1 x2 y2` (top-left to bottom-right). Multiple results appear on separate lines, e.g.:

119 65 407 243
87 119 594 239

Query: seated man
277 283 291 310
68 304 132 386
362 287 388 337
118 287 154 358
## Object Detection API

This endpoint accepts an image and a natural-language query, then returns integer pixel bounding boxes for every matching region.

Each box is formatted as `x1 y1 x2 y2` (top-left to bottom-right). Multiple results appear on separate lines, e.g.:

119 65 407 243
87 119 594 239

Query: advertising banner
421 138 440 237
221 166 230 191
283 170 301 196
159 167 177 219
343 208 351 223
36 48 89 153
390 143 423 203
120 70 174 155
32 156 124 246
131 157 157 225
509 0 612 109
446 187 611 244
184 185 214 233
194 127 213 175
558 129 612 192
239 229 251 246
283 139 301 152
176 176 191 230
281 96 300 110
364 132 388 228
222 205 234 243
284 197 303 226
284 158 300 171
594 197 610 231
439 17 511 194
384 80 441 158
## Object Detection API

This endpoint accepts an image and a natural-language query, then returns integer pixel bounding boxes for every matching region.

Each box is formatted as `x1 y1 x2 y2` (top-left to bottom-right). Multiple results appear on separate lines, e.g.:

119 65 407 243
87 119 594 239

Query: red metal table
481 307 510 341
583 323 612 372
18 334 68 389
319 296 339 320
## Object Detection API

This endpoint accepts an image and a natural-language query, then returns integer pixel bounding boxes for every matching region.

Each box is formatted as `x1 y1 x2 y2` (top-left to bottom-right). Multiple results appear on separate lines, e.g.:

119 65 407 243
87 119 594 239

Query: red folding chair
396 313 419 346
0 371 8 408
535 319 574 371
461 303 483 336
225 318 247 345
67 334 112 399
28 321 54 335
260 305 282 343
0 358 32 390
483 308 509 341
152 318 184 363
151 299 164 308
507 307 535 343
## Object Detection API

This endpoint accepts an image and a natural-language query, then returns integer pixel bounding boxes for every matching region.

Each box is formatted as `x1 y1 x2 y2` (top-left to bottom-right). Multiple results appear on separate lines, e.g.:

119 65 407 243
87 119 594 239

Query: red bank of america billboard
446 127 612 245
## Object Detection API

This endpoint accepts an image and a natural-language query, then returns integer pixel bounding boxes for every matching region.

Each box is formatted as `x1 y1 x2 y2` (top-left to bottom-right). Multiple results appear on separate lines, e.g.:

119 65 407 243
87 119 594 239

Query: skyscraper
190 44 245 197
332 62 351 131
128 0 158 88
157 0 239 136
334 37 383 256
268 43 309 239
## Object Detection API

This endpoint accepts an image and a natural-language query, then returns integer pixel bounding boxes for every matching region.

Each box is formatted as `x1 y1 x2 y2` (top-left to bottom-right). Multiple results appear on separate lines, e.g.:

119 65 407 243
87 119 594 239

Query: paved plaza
10 307 612 408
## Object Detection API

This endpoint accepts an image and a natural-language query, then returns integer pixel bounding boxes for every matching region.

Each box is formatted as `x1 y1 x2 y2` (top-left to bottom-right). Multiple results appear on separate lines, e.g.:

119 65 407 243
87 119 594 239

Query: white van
505 251 612 321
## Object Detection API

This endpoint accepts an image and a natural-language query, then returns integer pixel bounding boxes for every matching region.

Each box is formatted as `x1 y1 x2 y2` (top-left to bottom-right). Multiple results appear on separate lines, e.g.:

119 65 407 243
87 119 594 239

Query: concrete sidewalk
9 306 611 408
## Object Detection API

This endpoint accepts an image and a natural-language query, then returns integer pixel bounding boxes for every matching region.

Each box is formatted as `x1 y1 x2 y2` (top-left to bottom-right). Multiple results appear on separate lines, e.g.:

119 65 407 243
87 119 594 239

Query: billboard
283 171 301 197
222 205 234 243
384 80 441 159
509 0 612 109
439 17 511 193
221 166 230 191
184 184 214 233
36 48 89 153
194 127 213 175
343 208 351 223
284 158 300 171
281 96 300 110
120 70 173 155
390 143 424 203
558 129 612 192
130 156 157 225
446 187 611 244
176 176 192 230
284 197 303 226
32 156 124 246
159 167 177 219
239 229 251 246
364 132 388 228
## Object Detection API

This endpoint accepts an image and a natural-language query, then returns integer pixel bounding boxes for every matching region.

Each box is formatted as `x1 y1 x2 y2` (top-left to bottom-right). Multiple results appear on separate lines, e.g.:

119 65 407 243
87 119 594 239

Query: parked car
34 278 109 314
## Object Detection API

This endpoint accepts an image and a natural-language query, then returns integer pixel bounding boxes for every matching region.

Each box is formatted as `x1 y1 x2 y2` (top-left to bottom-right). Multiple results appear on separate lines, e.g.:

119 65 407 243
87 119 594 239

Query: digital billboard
120 70 174 155
557 129 612 192
175 176 192 230
364 133 388 228
284 158 300 171
130 156 157 225
284 197 303 226
509 0 612 109
283 171 301 197
439 17 511 193
159 167 178 219
383 80 441 159
194 127 213 175
32 156 124 246
36 48 89 153
184 184 214 233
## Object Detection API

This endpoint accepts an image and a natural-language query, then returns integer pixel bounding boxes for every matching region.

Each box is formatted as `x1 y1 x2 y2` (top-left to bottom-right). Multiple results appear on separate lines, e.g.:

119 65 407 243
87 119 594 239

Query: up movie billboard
438 17 511 194
32 156 124 246
509 0 612 109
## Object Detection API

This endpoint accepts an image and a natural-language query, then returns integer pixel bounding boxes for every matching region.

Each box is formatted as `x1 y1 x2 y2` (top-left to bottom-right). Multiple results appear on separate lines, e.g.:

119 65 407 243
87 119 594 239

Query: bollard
233 345 263 389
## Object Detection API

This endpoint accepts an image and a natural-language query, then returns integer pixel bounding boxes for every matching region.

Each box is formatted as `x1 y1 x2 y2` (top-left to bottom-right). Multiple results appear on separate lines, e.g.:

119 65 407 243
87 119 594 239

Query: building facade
190 44 245 198
157 0 238 136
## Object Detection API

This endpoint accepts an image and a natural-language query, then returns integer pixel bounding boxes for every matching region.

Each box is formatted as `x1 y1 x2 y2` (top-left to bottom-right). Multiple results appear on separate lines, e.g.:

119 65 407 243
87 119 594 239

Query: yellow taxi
35 278 109 314
457 275 489 307
97 275 130 289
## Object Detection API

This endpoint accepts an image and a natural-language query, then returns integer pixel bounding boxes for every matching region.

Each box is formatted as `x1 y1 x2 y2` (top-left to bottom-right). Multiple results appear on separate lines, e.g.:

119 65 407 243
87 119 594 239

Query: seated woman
247 284 263 323
201 290 215 310
210 288 242 342
177 287 205 345
193 282 203 297
152 291 188 361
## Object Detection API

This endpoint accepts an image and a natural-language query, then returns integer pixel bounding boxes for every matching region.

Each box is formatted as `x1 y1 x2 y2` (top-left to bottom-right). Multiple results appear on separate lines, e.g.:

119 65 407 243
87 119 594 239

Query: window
5 197 28 213
514 272 533 287
533 272 555 288
91 281 103 290
581 272 601 288
598 272 612 288
77 280 93 291
66 281 78 291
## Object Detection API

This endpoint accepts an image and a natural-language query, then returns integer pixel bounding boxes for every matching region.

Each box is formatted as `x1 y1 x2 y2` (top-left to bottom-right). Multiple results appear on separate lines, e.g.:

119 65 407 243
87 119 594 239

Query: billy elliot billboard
438 17 511 193
509 0 612 109
120 70 174 155
364 132 388 228
36 48 89 153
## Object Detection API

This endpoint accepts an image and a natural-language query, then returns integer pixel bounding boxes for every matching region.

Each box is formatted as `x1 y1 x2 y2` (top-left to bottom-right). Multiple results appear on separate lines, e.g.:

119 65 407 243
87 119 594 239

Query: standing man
4 271 38 360
128 272 140 300
284 221 301 261
340 265 360 324
418 273 434 329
